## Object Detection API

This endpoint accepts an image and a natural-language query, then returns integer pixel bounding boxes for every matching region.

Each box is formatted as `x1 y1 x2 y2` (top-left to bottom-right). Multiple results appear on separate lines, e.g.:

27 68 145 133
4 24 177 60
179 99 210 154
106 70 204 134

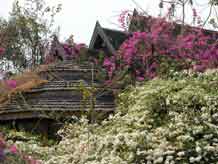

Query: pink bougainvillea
62 43 86 59
118 10 132 31
6 80 17 88
43 12 218 84
9 145 18 154
103 13 218 82
0 48 5 56
0 133 41 163
103 56 116 79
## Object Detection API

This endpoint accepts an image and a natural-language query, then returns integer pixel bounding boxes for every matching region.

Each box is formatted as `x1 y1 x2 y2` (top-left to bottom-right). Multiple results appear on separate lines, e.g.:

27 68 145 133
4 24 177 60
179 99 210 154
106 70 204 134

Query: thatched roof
0 60 116 121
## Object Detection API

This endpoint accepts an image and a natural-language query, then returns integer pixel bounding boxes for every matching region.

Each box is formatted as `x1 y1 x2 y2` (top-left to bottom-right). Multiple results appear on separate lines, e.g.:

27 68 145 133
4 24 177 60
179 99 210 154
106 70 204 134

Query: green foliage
0 0 61 71
0 125 45 143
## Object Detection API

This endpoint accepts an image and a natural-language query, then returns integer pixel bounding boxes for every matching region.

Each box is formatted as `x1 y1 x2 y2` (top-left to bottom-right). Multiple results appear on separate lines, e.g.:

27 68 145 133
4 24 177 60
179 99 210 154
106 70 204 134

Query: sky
0 0 213 45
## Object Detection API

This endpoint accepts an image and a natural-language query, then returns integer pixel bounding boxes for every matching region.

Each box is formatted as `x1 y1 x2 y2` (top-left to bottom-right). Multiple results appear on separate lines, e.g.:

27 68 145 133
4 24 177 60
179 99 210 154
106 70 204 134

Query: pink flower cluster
6 80 17 88
103 15 218 81
0 134 40 163
0 135 18 157
45 42 86 64
118 10 131 31
103 57 116 79
63 43 86 59
116 18 175 80
0 48 5 56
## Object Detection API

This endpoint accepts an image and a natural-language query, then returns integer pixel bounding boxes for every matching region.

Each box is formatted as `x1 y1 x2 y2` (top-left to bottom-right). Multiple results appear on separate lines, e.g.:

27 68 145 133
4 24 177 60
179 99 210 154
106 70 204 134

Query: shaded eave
89 21 116 54
102 28 128 50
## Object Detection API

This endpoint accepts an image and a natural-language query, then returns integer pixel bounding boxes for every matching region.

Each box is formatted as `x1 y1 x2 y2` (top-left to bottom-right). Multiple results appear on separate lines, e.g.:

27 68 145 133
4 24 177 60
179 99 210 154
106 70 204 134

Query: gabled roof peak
89 21 128 54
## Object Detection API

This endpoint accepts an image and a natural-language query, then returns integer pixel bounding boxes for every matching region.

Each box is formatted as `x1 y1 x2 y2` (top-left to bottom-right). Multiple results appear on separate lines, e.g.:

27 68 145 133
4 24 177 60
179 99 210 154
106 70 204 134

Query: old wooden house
0 17 131 137
1 9 218 137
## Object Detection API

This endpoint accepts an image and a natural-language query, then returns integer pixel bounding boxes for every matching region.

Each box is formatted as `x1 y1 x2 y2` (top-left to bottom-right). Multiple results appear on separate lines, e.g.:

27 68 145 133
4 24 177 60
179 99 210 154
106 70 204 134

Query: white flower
195 146 201 153
189 156 202 163
177 151 185 157
189 157 195 163
154 156 164 164
205 146 215 152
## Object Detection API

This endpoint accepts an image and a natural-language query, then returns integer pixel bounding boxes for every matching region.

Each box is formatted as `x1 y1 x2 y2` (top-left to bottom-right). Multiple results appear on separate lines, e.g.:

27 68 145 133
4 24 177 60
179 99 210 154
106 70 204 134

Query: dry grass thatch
0 69 48 106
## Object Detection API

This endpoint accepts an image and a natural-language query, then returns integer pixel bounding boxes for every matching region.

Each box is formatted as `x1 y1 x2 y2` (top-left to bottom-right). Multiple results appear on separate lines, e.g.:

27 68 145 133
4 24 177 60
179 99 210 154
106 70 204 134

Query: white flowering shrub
17 71 218 163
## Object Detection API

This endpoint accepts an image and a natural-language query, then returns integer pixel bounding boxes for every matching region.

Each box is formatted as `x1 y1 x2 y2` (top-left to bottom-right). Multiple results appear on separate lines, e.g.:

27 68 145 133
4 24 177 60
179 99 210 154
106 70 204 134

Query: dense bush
13 70 218 163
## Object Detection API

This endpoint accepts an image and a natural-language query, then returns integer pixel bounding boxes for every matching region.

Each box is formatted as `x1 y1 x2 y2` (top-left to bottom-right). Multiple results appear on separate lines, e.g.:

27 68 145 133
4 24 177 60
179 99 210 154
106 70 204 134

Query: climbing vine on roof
98 11 218 85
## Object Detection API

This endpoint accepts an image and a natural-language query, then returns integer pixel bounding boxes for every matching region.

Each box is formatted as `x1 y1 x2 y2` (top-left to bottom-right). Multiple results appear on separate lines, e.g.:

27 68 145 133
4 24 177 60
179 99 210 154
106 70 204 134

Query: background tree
159 0 218 27
0 0 61 72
